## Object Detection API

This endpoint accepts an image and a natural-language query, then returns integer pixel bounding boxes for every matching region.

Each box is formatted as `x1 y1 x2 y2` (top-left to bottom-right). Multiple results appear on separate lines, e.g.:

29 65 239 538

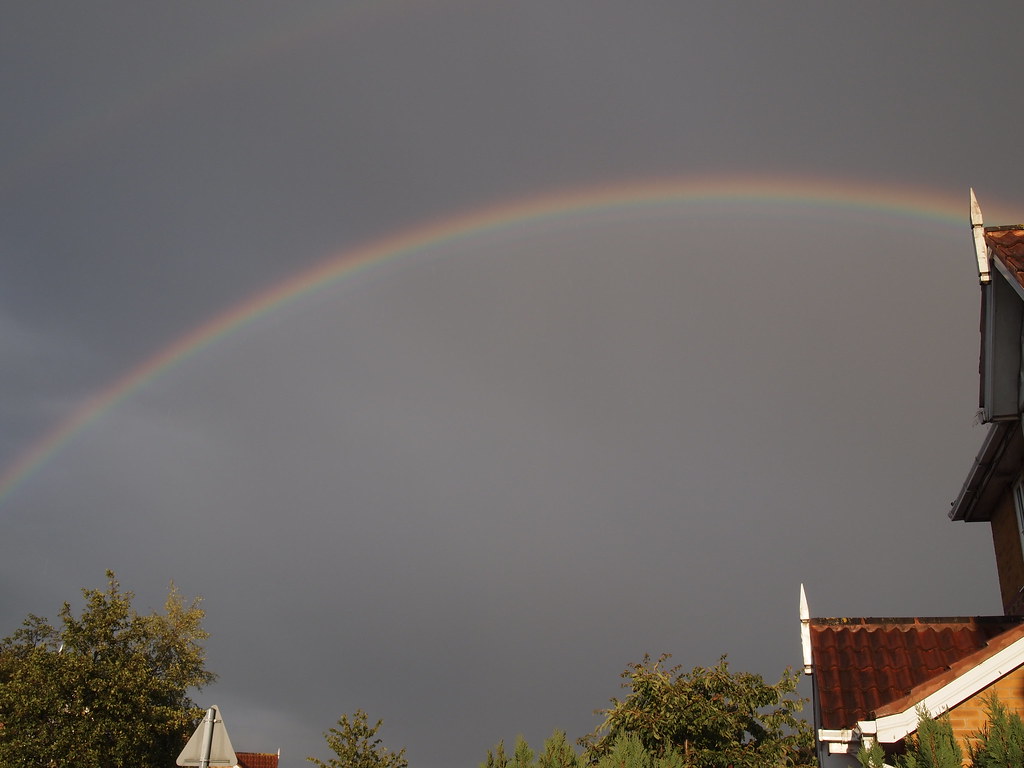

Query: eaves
949 420 1020 522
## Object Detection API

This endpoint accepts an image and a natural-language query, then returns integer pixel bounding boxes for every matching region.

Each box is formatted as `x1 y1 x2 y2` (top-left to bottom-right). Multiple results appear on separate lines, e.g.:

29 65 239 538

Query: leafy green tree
579 653 814 768
967 694 1024 768
0 570 214 768
309 709 408 768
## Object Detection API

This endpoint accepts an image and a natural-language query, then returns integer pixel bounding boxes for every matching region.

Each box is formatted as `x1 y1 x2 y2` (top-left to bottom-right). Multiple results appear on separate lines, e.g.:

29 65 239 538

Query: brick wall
946 665 1024 758
990 491 1024 613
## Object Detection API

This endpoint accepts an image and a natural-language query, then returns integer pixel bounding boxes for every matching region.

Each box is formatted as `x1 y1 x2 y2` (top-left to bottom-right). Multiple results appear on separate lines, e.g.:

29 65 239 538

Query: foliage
856 739 886 768
509 736 537 768
538 730 583 768
857 696 1024 768
482 739 510 768
0 570 214 768
309 709 408 768
483 732 584 768
578 653 815 768
857 706 965 768
967 694 1024 768
593 732 687 768
898 707 962 768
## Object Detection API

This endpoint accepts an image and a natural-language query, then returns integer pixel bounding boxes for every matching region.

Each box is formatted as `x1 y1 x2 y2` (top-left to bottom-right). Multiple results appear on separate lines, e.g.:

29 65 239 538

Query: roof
952 221 1024 519
949 421 1021 522
987 227 1024 293
808 616 1024 730
235 753 279 768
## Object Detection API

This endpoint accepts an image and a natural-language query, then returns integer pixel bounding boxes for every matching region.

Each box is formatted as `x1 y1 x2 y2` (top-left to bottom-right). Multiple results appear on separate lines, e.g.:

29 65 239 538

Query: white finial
800 584 813 675
971 189 990 284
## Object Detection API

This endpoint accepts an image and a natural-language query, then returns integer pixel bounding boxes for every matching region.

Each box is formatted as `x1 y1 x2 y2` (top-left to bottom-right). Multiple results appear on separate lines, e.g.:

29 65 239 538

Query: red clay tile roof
986 227 1024 291
809 616 1024 730
235 752 279 768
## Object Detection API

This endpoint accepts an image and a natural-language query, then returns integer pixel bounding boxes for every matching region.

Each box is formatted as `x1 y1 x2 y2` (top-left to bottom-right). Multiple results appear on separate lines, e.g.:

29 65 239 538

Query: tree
897 708 963 768
857 697 1024 768
857 707 965 768
593 733 687 768
509 735 537 768
967 694 1024 768
482 732 582 768
482 739 510 768
0 570 214 768
856 740 886 768
309 709 408 768
538 730 582 768
578 653 815 768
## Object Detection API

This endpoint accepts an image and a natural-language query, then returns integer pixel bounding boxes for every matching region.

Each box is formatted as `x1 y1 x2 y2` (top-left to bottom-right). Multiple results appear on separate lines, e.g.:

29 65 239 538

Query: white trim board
864 632 1024 744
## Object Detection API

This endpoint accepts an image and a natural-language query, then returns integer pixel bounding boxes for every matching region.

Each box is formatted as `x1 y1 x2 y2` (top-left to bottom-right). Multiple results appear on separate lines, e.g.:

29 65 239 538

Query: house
799 593 1024 765
950 196 1024 613
234 752 280 768
801 192 1024 766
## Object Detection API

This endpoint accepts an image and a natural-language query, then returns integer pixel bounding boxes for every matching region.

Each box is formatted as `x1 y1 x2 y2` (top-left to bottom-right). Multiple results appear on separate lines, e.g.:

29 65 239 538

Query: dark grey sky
2 3 1023 767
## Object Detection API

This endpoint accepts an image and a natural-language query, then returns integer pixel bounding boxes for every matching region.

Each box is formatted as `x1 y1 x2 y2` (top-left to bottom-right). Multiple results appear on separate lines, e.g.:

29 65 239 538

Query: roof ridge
810 616 1003 628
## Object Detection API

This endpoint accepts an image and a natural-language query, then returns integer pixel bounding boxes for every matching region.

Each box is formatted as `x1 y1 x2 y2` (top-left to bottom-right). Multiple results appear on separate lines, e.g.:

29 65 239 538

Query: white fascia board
865 633 1024 744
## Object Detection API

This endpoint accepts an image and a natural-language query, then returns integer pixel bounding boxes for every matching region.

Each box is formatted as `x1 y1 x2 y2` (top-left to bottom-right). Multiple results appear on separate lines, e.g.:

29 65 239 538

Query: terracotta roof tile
986 228 1024 291
235 752 279 768
809 616 1024 730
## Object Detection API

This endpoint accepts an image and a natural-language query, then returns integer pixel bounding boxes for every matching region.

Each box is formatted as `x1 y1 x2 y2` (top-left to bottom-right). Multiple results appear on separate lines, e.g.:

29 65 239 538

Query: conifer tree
898 708 962 768
538 731 581 768
594 732 655 768
483 732 583 768
482 740 510 768
967 694 1024 768
591 733 688 768
856 740 886 768
857 707 961 768
509 736 536 768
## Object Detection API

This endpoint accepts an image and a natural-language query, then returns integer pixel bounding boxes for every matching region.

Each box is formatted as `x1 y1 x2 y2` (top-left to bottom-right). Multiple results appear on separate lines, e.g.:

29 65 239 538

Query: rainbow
0 175 1011 505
